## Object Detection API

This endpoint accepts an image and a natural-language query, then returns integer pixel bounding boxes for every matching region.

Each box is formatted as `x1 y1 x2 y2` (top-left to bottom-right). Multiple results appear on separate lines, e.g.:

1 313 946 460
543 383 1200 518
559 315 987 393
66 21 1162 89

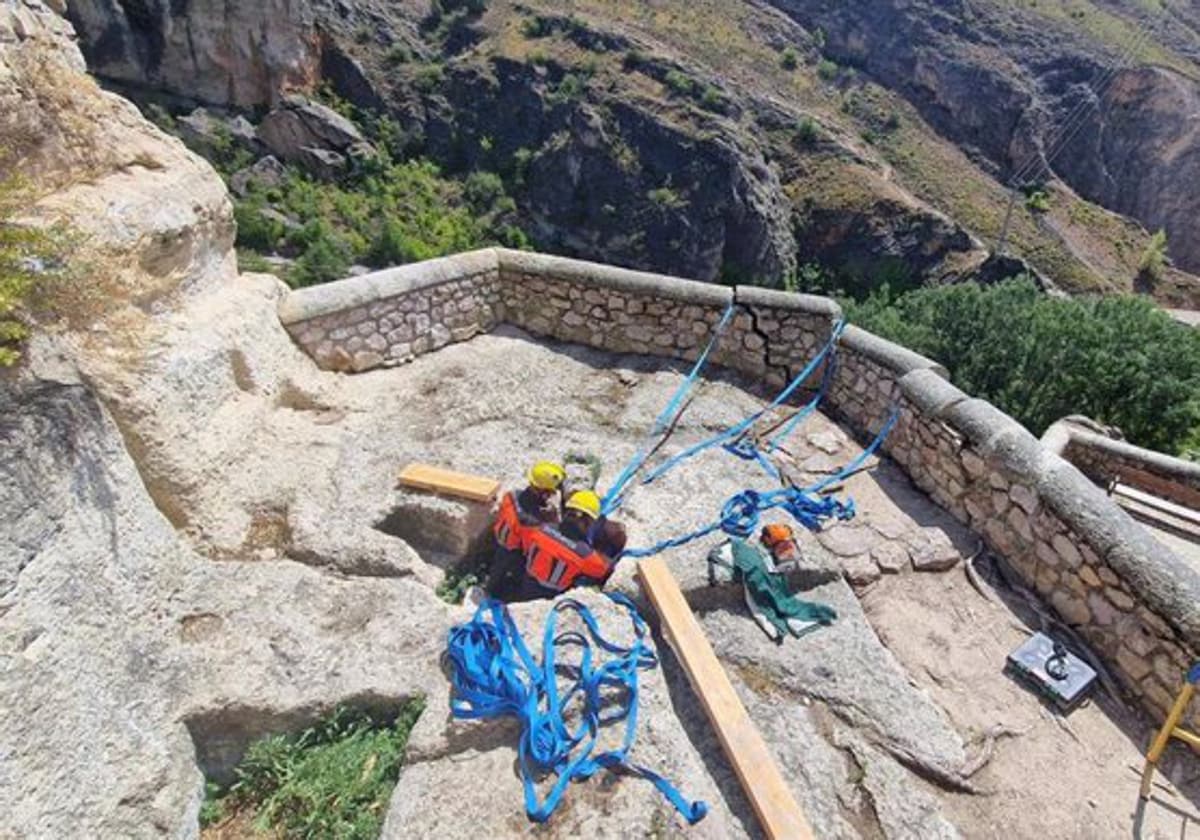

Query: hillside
5 3 1200 838
61 0 1200 302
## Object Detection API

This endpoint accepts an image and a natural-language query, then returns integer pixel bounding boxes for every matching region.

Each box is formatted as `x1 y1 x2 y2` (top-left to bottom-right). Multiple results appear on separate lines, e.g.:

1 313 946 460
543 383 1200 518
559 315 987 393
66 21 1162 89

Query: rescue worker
513 490 615 601
488 461 566 599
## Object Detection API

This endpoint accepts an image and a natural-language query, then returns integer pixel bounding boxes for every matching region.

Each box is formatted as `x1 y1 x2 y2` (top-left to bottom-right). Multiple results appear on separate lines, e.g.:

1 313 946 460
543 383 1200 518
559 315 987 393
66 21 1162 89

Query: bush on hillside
0 171 68 366
1138 229 1169 285
202 701 425 839
845 278 1200 454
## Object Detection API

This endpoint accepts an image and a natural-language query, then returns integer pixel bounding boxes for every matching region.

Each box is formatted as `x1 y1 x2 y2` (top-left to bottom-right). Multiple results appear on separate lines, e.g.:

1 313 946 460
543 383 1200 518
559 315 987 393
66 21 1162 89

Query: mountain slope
61 0 1200 301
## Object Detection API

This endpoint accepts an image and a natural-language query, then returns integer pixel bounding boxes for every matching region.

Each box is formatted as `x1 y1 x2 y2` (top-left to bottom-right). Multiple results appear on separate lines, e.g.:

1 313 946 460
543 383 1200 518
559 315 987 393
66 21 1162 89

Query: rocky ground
9 299 1200 836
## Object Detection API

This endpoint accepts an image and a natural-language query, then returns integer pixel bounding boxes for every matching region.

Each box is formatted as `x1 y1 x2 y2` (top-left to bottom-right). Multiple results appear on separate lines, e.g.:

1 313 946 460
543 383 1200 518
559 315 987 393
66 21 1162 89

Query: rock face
765 0 1200 273
1057 66 1200 272
420 58 799 283
65 0 322 107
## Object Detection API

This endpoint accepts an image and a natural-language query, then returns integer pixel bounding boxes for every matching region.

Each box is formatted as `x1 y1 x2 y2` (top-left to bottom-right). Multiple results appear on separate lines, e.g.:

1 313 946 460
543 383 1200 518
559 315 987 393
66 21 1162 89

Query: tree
846 278 1200 454
1138 229 1169 285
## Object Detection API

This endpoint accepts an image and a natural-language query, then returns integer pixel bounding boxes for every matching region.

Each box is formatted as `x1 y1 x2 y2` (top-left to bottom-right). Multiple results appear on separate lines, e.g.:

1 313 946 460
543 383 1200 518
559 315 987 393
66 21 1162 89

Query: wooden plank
397 463 500 503
1114 466 1200 511
1113 483 1200 529
636 556 815 840
1115 493 1200 542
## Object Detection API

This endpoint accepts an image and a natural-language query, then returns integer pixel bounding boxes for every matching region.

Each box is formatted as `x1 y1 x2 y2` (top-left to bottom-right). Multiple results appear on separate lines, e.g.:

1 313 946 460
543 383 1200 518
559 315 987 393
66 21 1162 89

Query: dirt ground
860 562 1200 840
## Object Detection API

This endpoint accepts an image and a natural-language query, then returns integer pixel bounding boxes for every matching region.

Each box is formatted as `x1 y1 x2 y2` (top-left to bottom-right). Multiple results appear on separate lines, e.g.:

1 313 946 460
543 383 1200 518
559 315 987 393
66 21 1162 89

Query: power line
996 13 1160 256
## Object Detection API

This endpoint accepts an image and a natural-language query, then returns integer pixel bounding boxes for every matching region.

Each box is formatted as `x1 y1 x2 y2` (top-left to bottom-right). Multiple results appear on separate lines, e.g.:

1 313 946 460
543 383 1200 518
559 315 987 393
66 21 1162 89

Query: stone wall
822 328 1200 731
1044 420 1200 511
278 248 1200 728
277 250 501 372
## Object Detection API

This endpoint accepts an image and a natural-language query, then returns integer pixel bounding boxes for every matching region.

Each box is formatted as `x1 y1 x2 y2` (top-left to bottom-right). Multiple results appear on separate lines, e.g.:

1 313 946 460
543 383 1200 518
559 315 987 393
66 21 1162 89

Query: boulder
177 107 264 156
229 155 287 196
257 95 368 162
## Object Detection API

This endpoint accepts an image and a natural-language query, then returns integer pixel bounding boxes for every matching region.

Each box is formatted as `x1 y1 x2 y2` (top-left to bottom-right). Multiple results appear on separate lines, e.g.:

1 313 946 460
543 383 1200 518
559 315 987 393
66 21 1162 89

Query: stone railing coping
1036 455 1200 648
897 368 967 416
840 324 949 379
278 249 499 324
1047 422 1200 488
494 248 732 308
734 285 843 319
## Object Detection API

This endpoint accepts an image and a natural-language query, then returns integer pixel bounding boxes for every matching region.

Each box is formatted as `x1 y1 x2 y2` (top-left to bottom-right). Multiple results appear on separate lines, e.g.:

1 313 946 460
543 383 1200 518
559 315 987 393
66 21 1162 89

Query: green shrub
386 44 412 66
522 15 553 38
780 46 800 70
204 701 425 839
845 278 1200 453
290 230 351 287
795 116 821 146
551 72 588 103
647 186 687 210
463 170 506 212
622 49 645 70
1139 229 1169 284
233 199 285 252
0 172 68 366
413 63 446 93
817 58 839 81
1025 190 1051 213
699 86 726 113
663 69 695 97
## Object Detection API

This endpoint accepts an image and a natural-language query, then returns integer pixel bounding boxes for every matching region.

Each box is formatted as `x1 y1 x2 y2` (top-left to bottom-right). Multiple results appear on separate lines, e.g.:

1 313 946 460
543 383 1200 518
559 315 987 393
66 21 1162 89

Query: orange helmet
761 523 795 548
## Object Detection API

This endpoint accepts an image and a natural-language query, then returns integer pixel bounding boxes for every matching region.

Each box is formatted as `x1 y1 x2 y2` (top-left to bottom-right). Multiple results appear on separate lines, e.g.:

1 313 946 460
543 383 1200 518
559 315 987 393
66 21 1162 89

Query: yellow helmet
527 460 566 491
564 489 601 519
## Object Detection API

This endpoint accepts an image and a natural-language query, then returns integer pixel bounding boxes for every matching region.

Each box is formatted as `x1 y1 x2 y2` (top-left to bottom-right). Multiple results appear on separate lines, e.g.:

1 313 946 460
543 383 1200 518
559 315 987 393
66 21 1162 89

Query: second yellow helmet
564 489 602 519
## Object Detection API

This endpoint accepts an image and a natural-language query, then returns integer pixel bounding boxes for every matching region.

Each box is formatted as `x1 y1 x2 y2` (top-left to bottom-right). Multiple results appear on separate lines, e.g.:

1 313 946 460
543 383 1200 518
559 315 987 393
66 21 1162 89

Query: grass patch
202 701 426 839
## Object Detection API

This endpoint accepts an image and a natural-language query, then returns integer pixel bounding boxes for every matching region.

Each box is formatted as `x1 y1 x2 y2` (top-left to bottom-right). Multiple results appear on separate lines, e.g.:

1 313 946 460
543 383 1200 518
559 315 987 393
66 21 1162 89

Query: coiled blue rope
601 303 736 516
445 593 708 825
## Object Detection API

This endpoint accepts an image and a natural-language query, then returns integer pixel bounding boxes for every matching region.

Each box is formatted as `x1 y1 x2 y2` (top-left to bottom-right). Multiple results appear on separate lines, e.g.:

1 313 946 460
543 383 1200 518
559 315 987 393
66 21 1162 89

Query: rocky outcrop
256 94 372 172
65 0 322 107
765 0 1200 273
410 56 799 283
1056 66 1200 272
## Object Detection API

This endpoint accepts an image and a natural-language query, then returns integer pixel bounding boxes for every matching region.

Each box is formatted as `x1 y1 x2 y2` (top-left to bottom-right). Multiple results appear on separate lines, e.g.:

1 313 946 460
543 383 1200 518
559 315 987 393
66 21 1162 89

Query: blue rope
601 303 736 516
763 343 842 453
638 320 847 488
445 593 708 825
620 406 900 559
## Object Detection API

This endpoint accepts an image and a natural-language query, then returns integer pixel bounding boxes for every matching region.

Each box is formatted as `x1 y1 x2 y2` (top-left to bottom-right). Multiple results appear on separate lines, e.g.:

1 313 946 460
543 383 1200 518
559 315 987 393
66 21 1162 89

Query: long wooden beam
637 556 815 840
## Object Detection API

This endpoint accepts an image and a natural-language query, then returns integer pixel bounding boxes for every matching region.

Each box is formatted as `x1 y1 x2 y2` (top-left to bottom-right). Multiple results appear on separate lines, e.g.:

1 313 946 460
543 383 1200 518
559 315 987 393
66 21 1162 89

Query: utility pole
995 185 1020 258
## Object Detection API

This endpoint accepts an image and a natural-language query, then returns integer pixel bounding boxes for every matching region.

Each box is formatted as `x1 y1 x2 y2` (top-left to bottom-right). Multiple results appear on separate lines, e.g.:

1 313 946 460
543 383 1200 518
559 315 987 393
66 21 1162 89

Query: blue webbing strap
639 319 847 487
601 303 736 516
445 593 708 825
620 405 900 559
763 341 842 453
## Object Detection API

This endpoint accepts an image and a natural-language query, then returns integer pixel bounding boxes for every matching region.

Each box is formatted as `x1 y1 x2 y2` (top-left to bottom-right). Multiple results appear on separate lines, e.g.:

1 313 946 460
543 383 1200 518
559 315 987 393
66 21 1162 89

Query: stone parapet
277 250 1200 727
